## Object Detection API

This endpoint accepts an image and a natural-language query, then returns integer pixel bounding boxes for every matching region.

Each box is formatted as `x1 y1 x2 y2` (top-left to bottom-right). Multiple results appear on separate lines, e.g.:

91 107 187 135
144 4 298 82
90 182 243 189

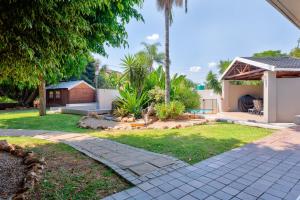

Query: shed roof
220 56 300 80
46 80 95 90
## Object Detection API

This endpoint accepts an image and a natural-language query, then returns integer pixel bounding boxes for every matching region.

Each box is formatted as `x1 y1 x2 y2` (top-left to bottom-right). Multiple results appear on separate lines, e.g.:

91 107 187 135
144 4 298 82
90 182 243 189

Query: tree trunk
38 75 46 116
164 7 171 104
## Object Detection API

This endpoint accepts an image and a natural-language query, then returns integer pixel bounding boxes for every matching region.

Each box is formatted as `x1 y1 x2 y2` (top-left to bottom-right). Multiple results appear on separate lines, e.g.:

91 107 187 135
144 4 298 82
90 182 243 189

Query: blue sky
96 0 300 84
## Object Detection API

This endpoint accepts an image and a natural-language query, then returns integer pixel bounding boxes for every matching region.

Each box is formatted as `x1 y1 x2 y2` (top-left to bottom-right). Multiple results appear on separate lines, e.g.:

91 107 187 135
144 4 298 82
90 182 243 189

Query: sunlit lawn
0 109 89 133
0 136 129 199
91 123 273 164
0 110 274 164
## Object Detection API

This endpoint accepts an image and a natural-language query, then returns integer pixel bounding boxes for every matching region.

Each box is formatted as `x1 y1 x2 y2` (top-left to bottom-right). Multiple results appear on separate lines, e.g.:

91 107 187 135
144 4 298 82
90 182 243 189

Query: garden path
0 129 188 185
104 127 300 200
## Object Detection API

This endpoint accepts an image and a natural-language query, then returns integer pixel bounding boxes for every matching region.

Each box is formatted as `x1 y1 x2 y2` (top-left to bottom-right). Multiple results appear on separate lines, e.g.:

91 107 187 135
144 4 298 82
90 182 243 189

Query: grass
0 109 89 133
0 136 129 199
91 123 273 164
0 110 274 164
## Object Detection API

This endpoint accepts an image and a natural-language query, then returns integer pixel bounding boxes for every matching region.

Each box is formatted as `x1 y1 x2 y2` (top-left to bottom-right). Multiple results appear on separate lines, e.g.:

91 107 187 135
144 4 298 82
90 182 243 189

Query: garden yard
0 110 273 164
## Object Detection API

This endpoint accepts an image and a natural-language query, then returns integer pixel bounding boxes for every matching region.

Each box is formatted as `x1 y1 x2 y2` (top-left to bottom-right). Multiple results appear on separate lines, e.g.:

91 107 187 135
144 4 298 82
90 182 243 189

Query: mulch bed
0 152 26 199
0 141 45 200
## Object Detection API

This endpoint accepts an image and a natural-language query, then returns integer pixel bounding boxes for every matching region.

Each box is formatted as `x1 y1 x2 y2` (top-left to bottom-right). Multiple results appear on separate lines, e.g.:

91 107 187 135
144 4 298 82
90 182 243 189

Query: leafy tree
0 0 143 115
156 0 187 103
253 50 286 58
290 38 300 58
205 71 222 94
137 42 165 71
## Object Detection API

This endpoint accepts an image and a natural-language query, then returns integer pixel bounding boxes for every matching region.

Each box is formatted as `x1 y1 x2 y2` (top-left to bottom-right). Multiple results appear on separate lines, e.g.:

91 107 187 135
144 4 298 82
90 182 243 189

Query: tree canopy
0 0 143 86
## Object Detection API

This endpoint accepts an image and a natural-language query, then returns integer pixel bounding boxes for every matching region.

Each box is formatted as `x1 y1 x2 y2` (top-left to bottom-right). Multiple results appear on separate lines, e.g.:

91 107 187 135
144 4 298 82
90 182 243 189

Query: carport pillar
221 80 230 112
263 71 277 123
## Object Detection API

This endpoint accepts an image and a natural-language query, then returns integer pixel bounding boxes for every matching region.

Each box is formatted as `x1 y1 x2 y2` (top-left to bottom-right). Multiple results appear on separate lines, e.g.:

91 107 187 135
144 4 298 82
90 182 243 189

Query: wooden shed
46 80 95 107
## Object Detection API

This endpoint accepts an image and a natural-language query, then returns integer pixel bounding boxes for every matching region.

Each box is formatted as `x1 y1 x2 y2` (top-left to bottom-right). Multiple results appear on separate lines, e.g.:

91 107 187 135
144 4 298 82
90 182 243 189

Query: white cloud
208 62 217 68
146 33 159 42
189 66 202 72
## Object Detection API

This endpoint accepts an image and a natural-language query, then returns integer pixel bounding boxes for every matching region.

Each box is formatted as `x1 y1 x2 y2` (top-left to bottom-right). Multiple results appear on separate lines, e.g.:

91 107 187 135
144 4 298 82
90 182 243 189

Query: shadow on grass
0 136 129 200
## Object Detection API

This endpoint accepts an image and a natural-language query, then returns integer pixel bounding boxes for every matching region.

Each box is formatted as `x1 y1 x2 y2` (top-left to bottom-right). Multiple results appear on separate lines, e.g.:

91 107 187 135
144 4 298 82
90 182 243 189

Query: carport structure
220 57 300 123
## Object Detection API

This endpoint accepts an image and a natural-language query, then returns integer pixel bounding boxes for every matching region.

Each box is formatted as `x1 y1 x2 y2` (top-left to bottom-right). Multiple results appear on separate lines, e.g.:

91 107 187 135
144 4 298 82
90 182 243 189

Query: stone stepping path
0 129 188 185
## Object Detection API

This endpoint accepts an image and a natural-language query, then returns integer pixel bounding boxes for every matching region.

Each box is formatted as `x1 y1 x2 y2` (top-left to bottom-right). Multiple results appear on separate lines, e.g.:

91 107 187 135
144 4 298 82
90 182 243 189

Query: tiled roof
242 57 300 69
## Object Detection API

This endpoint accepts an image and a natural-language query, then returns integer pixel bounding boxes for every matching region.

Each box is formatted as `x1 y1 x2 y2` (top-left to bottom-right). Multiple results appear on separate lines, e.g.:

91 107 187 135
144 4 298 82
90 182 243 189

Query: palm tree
137 42 165 72
205 71 222 94
156 0 187 103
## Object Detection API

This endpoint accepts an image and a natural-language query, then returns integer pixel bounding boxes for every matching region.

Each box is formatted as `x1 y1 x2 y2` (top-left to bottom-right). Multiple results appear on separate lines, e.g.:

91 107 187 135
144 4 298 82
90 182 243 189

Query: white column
263 71 277 123
221 80 230 112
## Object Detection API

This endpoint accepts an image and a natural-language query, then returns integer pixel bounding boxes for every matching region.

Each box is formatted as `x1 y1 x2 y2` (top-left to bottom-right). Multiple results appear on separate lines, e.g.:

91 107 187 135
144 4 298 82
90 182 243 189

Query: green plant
117 87 149 118
113 107 129 118
155 101 185 120
148 86 165 103
0 96 17 103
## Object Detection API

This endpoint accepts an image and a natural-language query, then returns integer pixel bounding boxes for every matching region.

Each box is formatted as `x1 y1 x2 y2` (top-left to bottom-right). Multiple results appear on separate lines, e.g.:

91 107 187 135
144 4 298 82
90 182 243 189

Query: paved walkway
105 127 300 200
2 128 300 199
0 129 187 185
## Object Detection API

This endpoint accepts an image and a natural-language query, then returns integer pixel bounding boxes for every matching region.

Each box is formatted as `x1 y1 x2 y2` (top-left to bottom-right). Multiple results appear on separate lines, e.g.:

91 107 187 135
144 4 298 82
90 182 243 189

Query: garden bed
0 140 44 200
78 113 208 130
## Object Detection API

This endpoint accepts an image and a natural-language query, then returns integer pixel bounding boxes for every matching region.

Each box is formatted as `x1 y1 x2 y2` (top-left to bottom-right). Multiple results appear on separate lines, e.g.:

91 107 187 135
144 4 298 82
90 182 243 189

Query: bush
148 86 165 103
113 107 129 117
155 101 185 120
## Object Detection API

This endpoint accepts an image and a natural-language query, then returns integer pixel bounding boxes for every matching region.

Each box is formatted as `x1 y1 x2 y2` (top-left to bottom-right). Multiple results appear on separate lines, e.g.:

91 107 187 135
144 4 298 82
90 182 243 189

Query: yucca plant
117 87 149 118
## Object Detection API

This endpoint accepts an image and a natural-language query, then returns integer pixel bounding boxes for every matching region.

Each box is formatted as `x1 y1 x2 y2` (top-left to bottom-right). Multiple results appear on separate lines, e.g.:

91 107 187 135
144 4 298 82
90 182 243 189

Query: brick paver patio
104 127 300 200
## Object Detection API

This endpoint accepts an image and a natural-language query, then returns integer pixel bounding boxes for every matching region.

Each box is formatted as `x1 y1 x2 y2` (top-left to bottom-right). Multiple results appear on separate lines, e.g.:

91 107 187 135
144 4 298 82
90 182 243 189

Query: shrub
113 107 129 117
155 101 185 120
148 86 165 103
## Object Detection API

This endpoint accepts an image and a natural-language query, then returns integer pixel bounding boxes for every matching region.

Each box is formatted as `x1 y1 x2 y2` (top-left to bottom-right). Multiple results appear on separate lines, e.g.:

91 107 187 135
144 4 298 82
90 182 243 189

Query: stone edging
0 140 45 200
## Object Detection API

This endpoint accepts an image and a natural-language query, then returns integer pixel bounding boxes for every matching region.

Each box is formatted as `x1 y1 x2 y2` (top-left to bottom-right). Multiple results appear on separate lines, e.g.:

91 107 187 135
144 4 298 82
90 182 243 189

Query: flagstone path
0 129 188 185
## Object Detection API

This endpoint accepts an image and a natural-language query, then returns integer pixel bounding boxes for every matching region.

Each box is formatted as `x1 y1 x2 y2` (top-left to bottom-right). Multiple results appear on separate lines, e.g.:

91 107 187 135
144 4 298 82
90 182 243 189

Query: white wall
276 78 300 122
97 89 120 110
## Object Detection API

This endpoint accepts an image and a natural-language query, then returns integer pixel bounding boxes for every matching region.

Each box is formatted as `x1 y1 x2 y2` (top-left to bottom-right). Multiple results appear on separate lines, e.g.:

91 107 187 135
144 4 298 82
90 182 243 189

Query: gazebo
220 56 300 123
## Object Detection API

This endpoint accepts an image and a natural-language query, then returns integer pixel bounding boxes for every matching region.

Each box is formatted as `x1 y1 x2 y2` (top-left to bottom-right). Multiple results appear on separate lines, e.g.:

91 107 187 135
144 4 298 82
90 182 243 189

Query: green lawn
0 136 129 199
0 110 273 164
0 109 89 133
91 123 273 164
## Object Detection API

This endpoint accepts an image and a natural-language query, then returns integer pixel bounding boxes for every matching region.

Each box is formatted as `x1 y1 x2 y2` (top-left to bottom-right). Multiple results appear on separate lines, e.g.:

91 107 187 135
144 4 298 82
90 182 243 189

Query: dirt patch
0 152 26 199
0 140 45 200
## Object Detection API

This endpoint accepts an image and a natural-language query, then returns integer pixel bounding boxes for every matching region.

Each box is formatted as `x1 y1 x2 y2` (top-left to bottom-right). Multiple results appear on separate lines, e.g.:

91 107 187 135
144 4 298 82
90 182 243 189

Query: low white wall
197 90 220 112
276 78 300 122
224 83 263 112
97 89 120 110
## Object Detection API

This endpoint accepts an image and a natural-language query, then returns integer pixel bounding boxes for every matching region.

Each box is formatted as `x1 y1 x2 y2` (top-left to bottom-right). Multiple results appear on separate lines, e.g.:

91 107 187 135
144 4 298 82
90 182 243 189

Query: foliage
98 67 122 89
0 96 17 103
170 75 200 109
290 48 300 58
116 86 149 118
0 0 143 115
121 54 149 94
154 101 185 120
148 86 165 103
0 0 143 85
218 60 232 75
253 50 287 58
137 42 165 71
113 107 129 118
205 71 222 94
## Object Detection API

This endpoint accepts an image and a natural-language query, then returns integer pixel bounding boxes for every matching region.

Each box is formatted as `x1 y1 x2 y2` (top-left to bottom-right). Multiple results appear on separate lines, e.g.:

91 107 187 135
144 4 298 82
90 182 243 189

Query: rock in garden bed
0 140 45 200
